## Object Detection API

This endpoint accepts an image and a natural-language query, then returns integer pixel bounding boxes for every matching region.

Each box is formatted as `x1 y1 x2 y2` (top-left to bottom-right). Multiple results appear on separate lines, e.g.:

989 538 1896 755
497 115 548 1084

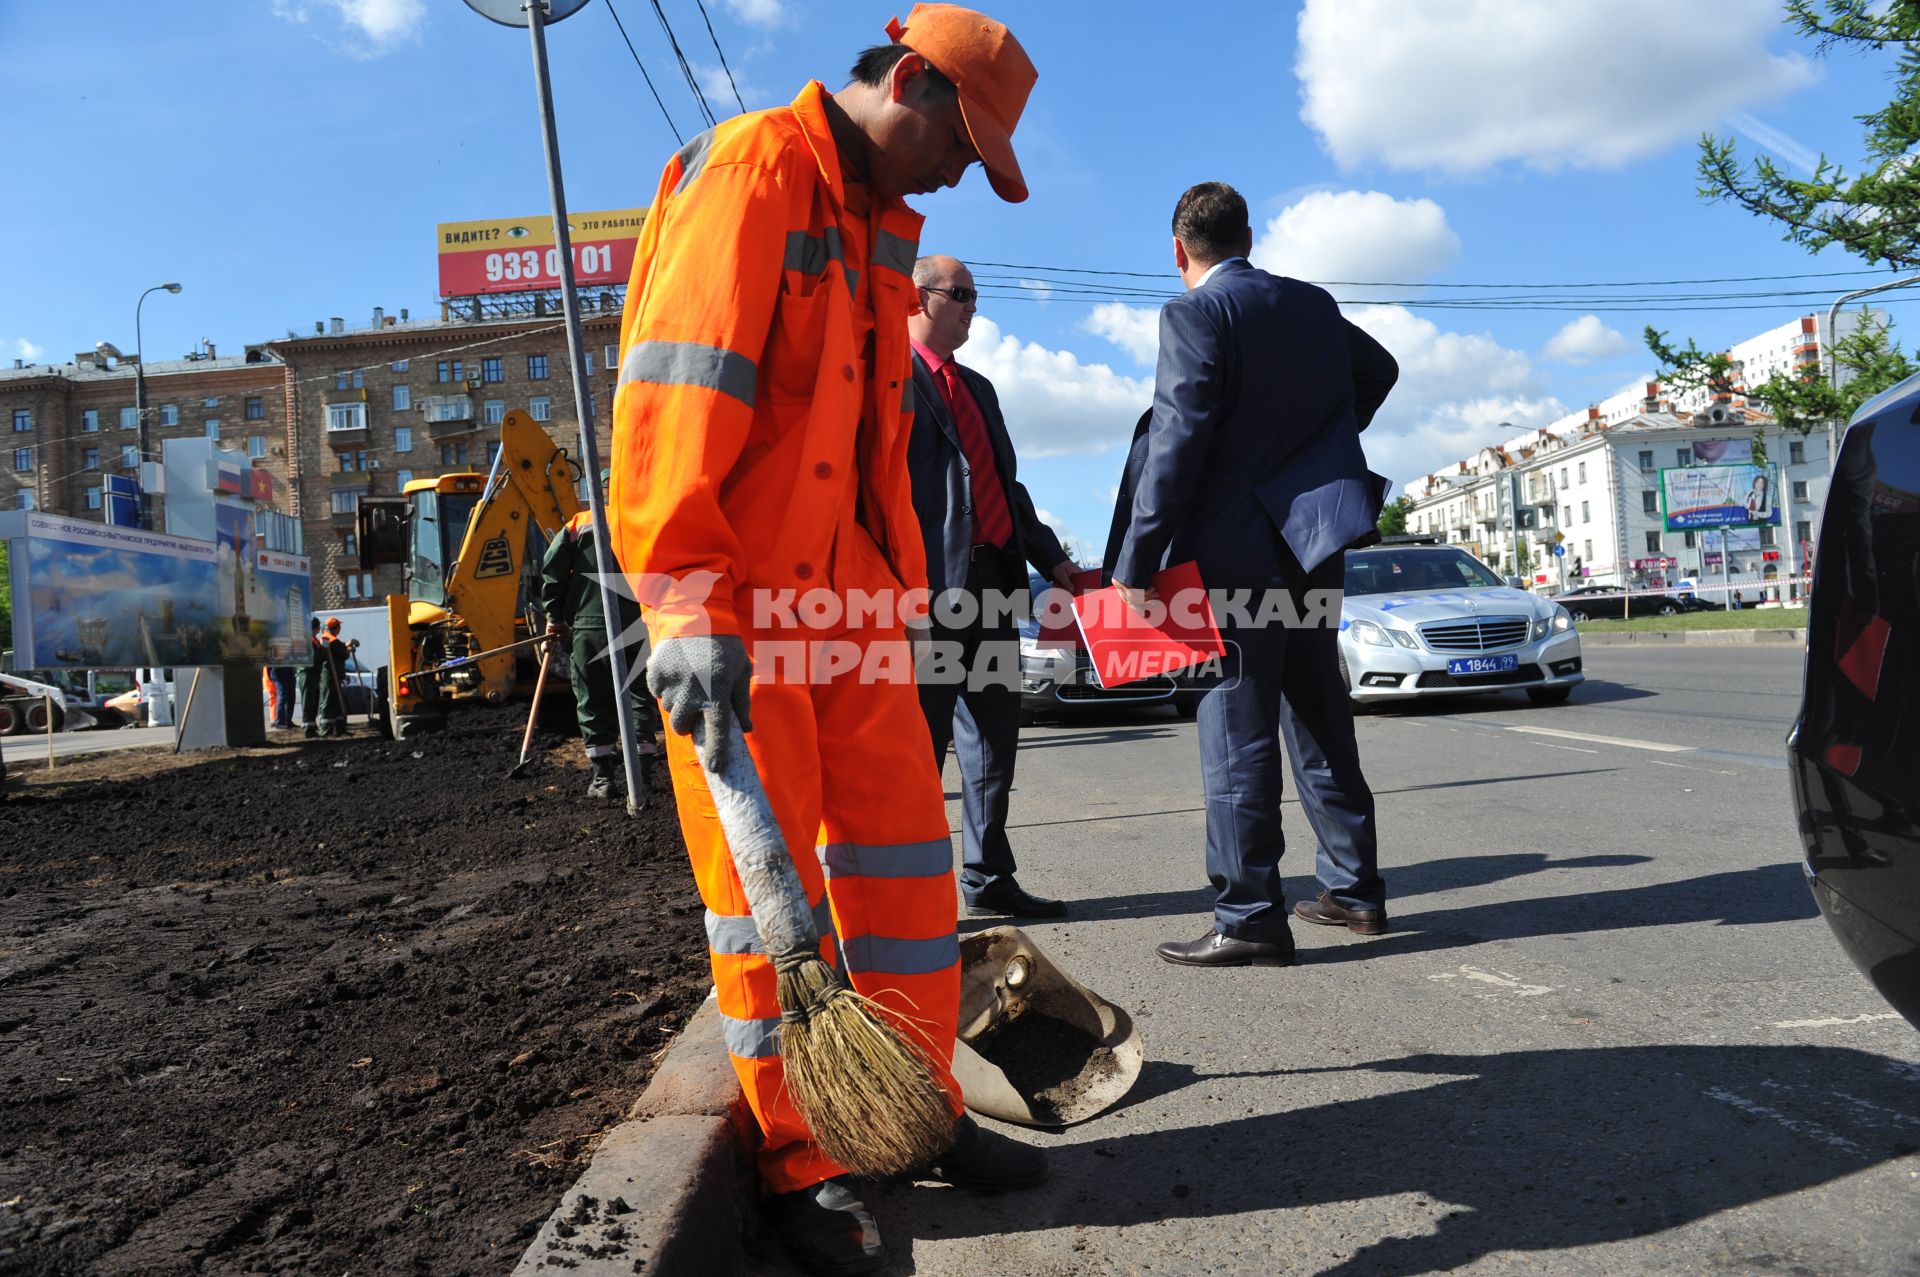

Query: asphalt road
0 724 176 765
763 644 1920 1276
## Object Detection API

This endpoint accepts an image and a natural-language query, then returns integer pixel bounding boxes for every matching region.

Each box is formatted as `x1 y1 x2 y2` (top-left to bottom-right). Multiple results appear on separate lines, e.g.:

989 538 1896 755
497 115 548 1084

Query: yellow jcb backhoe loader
356 410 581 740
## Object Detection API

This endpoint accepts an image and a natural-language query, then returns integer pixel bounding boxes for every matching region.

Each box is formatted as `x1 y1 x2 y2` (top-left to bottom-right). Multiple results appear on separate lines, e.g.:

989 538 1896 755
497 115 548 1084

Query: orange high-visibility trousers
661 622 962 1193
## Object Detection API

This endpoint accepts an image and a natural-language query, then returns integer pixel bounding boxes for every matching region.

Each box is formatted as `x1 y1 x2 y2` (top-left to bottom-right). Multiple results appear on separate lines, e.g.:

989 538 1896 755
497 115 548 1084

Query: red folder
1033 569 1104 649
1071 561 1225 688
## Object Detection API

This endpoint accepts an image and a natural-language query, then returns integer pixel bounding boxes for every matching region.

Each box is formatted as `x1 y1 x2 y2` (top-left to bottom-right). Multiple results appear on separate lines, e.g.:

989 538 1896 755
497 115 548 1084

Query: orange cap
886 5 1035 203
324 616 342 632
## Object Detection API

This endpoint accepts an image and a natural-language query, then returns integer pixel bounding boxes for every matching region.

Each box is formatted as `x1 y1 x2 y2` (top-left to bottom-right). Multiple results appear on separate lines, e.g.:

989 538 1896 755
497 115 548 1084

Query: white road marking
1536 742 1600 754
1503 725 1694 753
1703 1087 1864 1155
1428 965 1556 997
1770 1012 1903 1029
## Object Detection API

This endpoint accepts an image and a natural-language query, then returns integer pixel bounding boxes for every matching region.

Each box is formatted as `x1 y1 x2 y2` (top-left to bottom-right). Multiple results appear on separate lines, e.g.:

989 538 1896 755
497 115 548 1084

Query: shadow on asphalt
877 1043 1920 1274
1364 678 1655 717
1017 725 1184 750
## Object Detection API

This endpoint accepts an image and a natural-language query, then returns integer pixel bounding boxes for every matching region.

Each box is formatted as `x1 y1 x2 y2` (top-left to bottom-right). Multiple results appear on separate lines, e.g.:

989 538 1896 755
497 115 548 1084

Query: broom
696 715 956 1177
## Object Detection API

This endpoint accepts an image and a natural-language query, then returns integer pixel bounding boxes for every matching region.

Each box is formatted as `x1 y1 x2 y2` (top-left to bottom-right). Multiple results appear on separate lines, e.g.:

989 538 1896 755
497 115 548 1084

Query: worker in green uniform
539 505 658 798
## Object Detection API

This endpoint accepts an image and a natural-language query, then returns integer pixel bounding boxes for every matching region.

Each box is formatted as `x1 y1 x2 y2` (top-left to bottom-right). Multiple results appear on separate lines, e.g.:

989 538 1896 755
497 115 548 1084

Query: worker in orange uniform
608 7 1042 1272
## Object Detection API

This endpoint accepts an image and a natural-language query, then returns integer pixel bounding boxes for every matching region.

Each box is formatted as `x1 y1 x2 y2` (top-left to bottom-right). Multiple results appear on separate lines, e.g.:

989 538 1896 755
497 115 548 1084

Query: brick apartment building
266 303 623 608
1 348 293 525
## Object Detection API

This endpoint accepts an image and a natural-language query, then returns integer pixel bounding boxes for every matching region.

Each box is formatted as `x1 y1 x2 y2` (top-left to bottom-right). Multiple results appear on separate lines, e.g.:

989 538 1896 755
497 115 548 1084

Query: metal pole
525 0 646 814
134 299 152 530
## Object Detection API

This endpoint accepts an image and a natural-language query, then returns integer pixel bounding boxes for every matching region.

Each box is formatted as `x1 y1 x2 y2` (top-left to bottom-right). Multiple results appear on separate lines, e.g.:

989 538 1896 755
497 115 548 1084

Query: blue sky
3 0 1912 555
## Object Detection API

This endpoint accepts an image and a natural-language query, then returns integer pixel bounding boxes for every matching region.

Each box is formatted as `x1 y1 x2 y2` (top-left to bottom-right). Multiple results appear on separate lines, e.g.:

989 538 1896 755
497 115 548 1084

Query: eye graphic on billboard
1660 463 1781 531
436 209 647 298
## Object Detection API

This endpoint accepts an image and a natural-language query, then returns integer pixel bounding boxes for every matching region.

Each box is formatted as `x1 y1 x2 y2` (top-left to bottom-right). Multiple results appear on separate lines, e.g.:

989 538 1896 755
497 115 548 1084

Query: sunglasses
920 285 978 305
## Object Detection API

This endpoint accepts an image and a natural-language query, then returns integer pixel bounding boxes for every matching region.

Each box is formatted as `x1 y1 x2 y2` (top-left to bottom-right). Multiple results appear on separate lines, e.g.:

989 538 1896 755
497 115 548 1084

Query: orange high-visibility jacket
610 81 928 641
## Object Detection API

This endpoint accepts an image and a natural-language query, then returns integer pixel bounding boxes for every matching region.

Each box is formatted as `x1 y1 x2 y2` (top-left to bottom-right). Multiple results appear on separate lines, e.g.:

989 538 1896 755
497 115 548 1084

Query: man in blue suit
908 254 1077 918
1112 183 1399 968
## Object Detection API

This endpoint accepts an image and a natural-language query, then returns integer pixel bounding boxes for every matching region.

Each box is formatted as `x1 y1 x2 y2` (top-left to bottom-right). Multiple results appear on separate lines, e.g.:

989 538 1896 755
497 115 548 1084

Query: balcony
324 400 370 447
422 395 476 439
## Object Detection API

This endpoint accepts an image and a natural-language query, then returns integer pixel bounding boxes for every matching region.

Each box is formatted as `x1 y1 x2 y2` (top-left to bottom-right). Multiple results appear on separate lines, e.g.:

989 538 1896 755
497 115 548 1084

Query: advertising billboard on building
1661 463 1781 531
436 209 647 297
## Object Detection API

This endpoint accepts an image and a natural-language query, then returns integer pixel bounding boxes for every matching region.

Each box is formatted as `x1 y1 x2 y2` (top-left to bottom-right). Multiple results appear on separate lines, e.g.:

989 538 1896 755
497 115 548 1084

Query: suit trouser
661 619 963 1194
917 550 1025 894
1198 555 1382 942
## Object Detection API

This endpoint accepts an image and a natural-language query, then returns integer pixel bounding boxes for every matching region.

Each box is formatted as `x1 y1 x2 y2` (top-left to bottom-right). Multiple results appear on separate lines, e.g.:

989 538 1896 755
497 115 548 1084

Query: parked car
1339 545 1584 705
1018 573 1205 723
1789 370 1920 1029
1675 594 1726 613
1549 584 1689 621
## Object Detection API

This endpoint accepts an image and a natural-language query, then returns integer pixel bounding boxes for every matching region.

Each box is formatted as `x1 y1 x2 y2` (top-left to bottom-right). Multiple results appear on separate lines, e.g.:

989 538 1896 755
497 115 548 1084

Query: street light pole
1824 274 1920 476
133 282 183 529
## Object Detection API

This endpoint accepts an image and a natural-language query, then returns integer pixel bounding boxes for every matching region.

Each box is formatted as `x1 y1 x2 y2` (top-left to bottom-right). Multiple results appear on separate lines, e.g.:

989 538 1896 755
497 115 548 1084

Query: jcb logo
473 536 514 579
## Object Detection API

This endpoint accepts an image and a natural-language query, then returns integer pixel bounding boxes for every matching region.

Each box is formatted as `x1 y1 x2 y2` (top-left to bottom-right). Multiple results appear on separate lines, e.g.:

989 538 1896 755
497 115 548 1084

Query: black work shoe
772 1176 885 1276
585 756 617 799
964 878 1068 919
1293 891 1389 936
928 1115 1047 1192
1156 929 1295 968
303 725 318 739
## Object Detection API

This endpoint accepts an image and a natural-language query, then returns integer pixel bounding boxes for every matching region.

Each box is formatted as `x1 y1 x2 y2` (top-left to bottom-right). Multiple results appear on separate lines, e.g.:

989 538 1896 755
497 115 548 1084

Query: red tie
938 362 1014 549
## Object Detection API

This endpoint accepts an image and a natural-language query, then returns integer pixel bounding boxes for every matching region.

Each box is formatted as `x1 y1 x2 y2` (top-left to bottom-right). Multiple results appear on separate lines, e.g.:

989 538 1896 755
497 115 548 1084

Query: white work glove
647 634 753 770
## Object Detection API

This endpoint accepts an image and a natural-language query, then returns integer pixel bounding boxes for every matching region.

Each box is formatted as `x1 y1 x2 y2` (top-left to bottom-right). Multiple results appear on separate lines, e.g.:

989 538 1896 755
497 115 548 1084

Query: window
160 404 179 426
11 409 30 432
584 351 596 376
483 399 505 425
120 445 138 468
338 449 367 472
1644 531 1661 552
1792 479 1810 502
1641 490 1657 514
1577 461 1587 483
119 407 137 429
437 359 463 383
486 440 501 466
424 397 469 423
1760 526 1776 546
481 356 504 383
344 572 375 600
352 369 364 390
203 396 220 408
1560 467 1569 488
204 419 220 439
82 409 99 432
440 442 469 466
342 531 358 558
325 402 367 431
392 384 411 411
15 490 33 510
393 426 413 453
529 395 551 421
1789 440 1806 464
1637 450 1654 473
12 448 28 471
335 370 351 390
1795 519 1812 545
1583 540 1593 561
1676 448 1692 466
604 343 617 369
1581 500 1590 522
85 485 102 510
392 359 410 372
330 489 362 514
1683 531 1696 549
527 354 550 380
248 436 266 459
394 468 413 489
82 448 99 470
245 396 264 420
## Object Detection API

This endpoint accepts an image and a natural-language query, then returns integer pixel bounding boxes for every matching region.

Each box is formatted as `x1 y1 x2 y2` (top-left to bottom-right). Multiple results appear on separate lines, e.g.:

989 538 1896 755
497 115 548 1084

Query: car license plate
1447 654 1518 676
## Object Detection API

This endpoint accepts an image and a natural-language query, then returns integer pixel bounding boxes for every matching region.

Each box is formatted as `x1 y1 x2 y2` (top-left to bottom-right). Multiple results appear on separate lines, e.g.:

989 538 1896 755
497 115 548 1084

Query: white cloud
1542 315 1631 366
13 338 43 361
959 317 1149 457
274 0 424 52
721 0 785 27
1018 278 1055 305
1083 303 1160 366
1295 0 1817 173
1250 190 1459 292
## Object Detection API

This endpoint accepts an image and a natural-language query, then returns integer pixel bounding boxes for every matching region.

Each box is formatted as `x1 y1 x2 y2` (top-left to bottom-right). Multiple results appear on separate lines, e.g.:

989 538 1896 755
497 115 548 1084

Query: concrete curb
1578 627 1805 646
514 996 752 1276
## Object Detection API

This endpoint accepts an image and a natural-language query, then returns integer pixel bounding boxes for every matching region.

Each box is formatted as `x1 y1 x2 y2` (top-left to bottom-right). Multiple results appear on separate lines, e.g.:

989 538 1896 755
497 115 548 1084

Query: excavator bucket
951 926 1143 1127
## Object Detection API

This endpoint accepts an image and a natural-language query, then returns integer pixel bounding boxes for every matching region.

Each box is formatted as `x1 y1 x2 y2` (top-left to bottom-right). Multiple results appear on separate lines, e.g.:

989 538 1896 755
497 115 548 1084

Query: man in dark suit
908 253 1077 919
1112 183 1399 968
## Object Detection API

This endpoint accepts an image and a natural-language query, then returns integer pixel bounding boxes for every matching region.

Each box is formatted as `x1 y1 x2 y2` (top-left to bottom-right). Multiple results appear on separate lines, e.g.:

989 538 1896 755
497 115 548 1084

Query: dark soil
968 1011 1117 1126
0 709 710 1275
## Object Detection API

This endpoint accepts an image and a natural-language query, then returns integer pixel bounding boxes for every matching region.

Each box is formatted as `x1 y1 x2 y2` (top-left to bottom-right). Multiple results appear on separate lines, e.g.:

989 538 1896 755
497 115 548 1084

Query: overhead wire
691 0 747 115
648 0 718 129
604 0 684 147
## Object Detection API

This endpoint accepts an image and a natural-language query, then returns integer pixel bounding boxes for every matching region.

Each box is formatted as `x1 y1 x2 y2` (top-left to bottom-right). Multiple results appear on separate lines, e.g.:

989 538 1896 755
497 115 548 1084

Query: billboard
1 512 311 669
436 208 647 298
1661 463 1781 531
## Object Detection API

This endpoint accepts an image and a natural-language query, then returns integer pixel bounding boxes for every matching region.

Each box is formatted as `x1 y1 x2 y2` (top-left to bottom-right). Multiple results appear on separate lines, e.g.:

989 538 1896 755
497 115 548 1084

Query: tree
1377 494 1412 538
1697 1 1920 268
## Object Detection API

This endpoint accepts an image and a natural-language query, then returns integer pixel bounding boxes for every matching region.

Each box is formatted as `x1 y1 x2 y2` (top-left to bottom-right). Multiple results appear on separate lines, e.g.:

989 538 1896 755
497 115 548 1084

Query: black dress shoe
964 879 1068 918
928 1115 1047 1191
1293 891 1389 935
1156 929 1295 968
772 1176 885 1276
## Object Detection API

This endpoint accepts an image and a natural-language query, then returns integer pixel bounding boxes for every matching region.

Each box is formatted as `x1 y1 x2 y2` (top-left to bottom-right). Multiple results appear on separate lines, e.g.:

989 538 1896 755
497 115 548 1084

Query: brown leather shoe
1156 929 1295 967
1293 891 1388 935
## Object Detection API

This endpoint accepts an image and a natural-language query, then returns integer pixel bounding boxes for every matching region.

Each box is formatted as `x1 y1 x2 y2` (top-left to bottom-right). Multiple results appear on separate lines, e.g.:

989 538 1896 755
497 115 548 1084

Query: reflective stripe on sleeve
840 932 959 977
671 128 716 197
721 1010 781 1059
818 838 952 879
705 897 836 955
619 340 757 408
873 230 918 277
